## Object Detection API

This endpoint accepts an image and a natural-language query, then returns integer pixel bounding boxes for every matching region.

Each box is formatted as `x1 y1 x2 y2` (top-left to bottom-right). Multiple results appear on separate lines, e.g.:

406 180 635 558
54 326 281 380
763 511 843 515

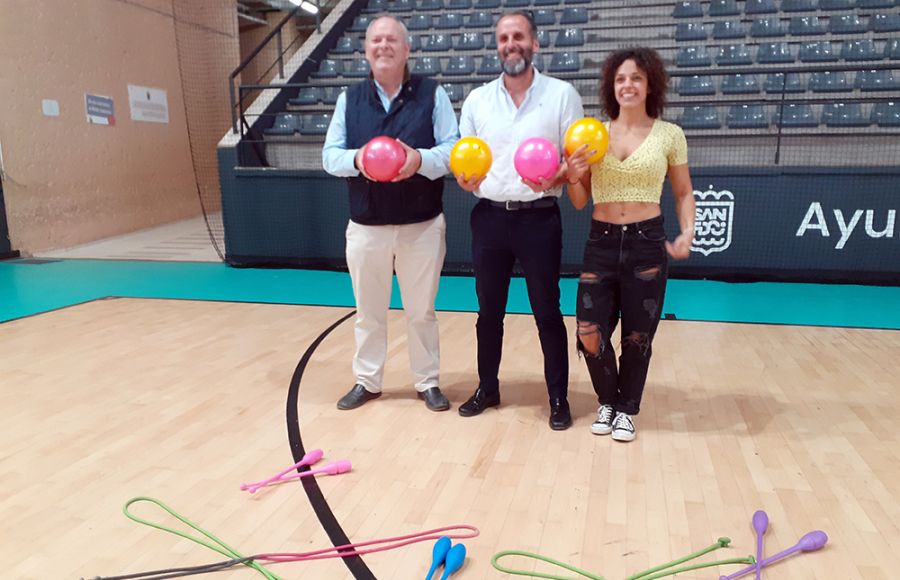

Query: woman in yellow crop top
563 48 696 442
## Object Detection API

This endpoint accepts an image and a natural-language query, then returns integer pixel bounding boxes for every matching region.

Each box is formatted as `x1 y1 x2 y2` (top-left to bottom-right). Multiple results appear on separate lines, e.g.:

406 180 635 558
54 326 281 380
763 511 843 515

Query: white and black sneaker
590 404 616 435
611 412 636 442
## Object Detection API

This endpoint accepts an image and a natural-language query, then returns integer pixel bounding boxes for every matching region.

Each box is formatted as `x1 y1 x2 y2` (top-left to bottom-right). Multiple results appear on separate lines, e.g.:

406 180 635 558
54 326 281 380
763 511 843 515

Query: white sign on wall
128 85 169 124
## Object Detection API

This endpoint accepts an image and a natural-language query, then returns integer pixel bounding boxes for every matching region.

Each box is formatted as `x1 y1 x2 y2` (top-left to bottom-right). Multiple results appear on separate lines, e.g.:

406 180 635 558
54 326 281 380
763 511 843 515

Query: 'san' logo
692 186 734 256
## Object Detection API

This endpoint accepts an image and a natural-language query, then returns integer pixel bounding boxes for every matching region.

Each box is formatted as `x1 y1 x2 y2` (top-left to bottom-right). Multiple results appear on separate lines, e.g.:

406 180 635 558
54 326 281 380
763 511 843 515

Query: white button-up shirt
459 68 584 202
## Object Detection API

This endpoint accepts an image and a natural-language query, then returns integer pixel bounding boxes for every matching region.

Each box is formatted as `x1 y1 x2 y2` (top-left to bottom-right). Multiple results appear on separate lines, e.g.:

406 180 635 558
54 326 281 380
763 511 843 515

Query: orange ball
564 117 609 164
450 137 493 180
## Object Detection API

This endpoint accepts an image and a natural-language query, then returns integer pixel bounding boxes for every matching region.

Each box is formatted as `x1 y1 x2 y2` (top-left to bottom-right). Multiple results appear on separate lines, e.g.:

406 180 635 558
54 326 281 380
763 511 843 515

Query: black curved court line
285 309 378 580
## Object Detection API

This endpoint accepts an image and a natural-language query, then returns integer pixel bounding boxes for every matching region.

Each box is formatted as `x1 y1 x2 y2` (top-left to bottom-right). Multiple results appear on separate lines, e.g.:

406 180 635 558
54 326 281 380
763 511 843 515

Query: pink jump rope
240 449 351 493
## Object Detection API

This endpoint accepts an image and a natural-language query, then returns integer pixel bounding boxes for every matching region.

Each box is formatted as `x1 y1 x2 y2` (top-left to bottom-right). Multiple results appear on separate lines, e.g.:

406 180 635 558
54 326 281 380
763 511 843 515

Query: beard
501 48 532 76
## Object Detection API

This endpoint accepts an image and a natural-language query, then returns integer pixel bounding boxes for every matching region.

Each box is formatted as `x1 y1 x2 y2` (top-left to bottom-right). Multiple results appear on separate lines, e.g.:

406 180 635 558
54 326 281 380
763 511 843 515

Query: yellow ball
564 117 609 164
450 137 493 180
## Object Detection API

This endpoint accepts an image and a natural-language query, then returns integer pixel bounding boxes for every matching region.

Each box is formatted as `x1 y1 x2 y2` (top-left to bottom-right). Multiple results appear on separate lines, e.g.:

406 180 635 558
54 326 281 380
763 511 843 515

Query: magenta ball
514 137 560 183
362 136 406 182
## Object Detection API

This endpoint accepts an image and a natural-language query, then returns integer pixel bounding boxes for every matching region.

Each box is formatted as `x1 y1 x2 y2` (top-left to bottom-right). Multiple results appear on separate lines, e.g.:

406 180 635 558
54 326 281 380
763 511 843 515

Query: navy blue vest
345 75 444 225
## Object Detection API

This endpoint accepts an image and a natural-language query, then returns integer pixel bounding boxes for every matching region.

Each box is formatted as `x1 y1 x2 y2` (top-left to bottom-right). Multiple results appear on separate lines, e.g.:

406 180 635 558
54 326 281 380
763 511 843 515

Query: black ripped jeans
576 215 669 416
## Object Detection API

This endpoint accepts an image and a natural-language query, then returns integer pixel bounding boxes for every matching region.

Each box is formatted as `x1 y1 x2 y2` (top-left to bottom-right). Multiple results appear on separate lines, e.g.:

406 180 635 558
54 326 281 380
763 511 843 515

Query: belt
484 197 558 211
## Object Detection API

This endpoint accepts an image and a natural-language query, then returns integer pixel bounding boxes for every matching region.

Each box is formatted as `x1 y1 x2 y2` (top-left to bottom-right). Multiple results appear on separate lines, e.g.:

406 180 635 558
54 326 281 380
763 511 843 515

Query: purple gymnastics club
720 531 828 580
752 510 769 580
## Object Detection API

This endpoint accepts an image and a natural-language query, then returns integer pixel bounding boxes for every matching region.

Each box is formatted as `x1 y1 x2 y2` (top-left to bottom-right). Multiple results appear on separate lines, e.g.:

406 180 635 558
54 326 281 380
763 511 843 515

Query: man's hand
521 160 567 193
456 172 486 193
354 147 375 181
390 139 423 182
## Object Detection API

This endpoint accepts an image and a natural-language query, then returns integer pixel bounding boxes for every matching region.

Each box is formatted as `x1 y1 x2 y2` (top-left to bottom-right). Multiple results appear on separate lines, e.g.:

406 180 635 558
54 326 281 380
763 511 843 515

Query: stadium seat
871 101 900 126
821 102 868 126
790 16 826 35
549 52 581 72
456 32 485 50
393 0 416 10
349 15 373 32
775 104 818 127
722 73 760 93
764 72 805 92
332 37 361 54
289 87 322 106
819 0 854 9
534 9 557 25
479 54 502 74
830 14 867 34
436 13 463 29
555 28 585 47
407 14 432 30
423 34 452 50
856 69 900 90
417 0 442 9
301 114 332 135
532 53 546 71
264 113 303 135
467 11 494 27
727 104 769 128
413 56 442 75
758 42 795 63
534 0 562 5
446 55 476 75
859 0 893 7
713 21 746 39
474 0 500 7
446 0 471 8
677 46 712 66
871 14 900 33
442 83 465 102
678 75 716 95
363 0 387 12
782 0 817 11
799 41 838 61
314 59 342 78
751 18 787 37
344 59 371 78
808 71 850 91
717 44 754 65
886 39 900 60
841 39 881 60
560 7 589 24
745 0 778 13
322 86 348 105
680 106 721 128
709 0 741 15
676 22 708 41
673 1 704 17
503 0 529 6
536 29 551 48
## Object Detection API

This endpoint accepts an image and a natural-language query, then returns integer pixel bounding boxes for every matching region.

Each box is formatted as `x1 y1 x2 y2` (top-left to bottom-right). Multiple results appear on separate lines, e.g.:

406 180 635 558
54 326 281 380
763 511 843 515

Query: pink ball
514 137 560 183
362 136 406 182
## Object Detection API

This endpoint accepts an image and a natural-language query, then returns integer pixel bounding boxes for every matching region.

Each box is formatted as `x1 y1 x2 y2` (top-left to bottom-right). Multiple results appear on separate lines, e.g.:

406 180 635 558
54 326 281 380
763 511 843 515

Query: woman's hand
665 231 693 260
565 144 594 184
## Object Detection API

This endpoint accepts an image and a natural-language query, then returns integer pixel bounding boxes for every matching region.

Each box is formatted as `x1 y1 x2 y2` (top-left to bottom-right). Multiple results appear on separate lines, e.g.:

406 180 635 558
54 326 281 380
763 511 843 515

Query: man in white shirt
322 15 460 412
456 10 584 430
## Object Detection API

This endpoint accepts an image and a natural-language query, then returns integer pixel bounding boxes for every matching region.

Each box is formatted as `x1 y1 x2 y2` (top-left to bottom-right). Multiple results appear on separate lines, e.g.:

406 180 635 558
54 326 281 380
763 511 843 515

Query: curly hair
600 47 668 120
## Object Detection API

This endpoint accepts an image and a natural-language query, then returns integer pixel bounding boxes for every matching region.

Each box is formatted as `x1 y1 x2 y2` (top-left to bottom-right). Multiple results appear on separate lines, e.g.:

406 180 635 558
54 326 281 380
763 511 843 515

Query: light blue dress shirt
322 80 459 181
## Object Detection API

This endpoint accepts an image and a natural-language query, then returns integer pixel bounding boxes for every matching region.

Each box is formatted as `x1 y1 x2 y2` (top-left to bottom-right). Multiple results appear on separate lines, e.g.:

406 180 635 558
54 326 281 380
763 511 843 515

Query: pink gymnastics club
752 510 768 580
240 449 324 493
719 530 827 580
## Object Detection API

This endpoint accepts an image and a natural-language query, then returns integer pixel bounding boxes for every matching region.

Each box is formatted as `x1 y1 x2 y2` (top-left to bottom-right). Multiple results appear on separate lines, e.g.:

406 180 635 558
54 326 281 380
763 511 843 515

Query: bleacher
255 0 900 169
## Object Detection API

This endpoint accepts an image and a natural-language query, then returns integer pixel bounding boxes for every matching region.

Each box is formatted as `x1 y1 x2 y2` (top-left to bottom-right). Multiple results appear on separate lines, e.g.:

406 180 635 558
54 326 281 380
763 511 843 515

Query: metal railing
228 3 322 134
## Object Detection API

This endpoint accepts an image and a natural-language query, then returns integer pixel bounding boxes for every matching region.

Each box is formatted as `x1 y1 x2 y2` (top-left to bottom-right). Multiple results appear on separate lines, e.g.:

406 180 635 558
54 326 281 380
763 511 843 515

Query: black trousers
576 216 669 415
471 198 569 401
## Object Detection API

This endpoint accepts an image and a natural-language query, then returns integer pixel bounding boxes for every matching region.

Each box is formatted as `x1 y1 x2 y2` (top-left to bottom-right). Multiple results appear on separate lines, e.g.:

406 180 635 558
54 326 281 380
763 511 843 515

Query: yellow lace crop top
590 120 688 205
